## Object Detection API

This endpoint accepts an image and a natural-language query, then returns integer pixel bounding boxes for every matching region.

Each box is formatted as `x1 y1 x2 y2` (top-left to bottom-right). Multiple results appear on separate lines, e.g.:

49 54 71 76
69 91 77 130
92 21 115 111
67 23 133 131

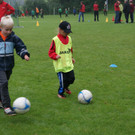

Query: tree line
22 0 114 15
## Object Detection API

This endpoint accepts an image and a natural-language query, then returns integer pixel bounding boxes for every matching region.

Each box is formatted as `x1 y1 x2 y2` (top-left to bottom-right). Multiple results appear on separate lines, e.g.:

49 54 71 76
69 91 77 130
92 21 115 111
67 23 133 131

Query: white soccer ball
78 90 93 104
13 97 31 114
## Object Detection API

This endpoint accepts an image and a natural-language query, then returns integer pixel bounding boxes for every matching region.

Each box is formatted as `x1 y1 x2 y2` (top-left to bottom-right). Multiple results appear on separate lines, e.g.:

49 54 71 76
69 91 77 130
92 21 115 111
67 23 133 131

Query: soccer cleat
57 94 66 99
4 107 16 116
0 101 3 109
65 88 72 94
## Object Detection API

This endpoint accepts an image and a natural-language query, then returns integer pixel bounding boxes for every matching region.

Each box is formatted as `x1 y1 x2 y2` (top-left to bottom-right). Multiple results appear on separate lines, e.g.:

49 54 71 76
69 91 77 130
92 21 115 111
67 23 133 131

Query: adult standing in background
93 1 99 21
123 0 130 23
0 0 15 21
114 0 120 23
78 1 85 22
129 0 134 23
119 1 123 23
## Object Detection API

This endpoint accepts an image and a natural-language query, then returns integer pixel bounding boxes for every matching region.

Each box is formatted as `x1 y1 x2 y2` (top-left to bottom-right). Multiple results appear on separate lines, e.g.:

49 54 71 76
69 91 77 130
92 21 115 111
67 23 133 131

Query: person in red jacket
0 0 15 21
114 0 120 23
93 1 99 21
78 1 85 22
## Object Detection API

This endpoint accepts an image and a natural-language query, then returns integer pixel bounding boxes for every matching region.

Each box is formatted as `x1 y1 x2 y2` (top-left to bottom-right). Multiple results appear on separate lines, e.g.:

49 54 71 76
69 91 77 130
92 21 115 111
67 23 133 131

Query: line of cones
36 17 123 26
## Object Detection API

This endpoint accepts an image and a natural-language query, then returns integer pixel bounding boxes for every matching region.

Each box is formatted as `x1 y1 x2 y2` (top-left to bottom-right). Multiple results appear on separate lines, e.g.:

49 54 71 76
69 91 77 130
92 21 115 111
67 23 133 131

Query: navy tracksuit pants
57 70 75 94
0 70 12 108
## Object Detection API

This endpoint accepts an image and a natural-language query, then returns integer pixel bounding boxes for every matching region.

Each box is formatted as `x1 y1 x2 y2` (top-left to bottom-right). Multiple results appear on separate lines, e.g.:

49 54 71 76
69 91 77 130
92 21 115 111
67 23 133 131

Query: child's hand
72 58 75 64
24 55 30 61
56 55 61 60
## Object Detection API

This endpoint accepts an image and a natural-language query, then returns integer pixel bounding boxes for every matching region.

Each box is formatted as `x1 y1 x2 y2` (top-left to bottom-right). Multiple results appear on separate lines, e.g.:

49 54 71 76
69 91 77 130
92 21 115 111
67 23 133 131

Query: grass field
1 13 135 135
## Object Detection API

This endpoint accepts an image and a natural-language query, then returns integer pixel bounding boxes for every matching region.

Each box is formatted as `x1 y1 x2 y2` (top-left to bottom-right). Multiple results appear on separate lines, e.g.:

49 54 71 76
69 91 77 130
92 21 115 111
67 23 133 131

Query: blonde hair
0 16 14 27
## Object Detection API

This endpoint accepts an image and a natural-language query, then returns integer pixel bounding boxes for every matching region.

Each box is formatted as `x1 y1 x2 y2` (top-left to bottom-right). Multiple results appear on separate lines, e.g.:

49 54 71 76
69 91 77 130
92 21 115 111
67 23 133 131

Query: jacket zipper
4 42 6 70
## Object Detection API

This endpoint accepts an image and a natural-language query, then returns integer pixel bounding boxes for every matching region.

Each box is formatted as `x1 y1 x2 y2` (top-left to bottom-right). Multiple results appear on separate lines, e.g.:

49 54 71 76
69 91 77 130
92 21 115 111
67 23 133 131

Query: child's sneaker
4 107 16 116
57 94 66 99
65 88 72 94
0 101 3 109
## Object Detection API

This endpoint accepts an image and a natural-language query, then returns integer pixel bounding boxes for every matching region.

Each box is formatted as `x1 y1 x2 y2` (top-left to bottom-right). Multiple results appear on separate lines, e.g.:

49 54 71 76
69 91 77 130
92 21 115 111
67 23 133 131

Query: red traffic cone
112 16 114 21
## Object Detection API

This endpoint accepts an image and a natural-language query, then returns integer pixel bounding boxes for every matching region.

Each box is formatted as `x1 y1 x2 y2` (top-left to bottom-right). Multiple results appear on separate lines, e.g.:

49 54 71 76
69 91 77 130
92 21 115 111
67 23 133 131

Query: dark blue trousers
0 70 12 108
78 12 84 22
115 11 120 23
130 12 134 23
57 70 75 94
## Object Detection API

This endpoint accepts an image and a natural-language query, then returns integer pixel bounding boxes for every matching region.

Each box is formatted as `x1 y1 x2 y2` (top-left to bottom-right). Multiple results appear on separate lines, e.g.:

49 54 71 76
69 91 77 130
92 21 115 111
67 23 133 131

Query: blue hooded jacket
0 30 30 71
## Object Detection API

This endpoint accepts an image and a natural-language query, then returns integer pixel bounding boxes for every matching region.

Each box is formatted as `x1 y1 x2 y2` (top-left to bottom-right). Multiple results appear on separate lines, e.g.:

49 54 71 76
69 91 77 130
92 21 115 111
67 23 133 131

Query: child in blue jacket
0 16 30 116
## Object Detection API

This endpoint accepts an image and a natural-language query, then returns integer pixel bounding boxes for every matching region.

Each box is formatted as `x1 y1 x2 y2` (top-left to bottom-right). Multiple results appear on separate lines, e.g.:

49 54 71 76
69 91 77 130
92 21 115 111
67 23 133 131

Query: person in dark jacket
0 16 30 116
129 0 134 23
123 0 130 23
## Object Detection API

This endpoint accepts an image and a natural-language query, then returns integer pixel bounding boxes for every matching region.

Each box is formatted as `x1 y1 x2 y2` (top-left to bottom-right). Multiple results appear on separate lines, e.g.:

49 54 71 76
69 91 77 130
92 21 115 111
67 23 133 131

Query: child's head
59 21 72 37
0 16 14 37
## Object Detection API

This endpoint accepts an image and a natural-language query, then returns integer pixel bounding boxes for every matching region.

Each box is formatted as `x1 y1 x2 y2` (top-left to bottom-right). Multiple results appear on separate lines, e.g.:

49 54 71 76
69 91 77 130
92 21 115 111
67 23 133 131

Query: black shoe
4 107 16 116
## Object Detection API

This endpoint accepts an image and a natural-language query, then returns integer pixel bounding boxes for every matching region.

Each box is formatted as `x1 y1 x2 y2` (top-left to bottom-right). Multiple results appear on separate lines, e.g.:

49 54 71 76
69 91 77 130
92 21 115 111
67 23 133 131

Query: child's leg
0 70 12 108
57 72 64 95
63 70 75 89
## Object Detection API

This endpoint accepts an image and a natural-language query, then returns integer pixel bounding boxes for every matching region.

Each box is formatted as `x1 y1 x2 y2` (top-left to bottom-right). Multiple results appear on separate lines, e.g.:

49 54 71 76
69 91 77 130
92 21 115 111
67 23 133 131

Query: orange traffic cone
112 16 114 21
106 17 108 22
36 21 39 26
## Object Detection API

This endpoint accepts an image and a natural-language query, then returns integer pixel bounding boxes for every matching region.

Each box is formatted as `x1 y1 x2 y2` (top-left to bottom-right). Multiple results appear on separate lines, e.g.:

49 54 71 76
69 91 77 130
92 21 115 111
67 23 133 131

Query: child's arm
24 55 30 61
71 48 75 64
72 58 75 64
48 40 61 60
14 35 30 60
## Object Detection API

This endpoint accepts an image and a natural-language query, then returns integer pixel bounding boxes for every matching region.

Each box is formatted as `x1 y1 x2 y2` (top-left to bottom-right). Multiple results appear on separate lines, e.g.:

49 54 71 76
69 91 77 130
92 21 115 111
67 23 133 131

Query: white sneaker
4 107 16 116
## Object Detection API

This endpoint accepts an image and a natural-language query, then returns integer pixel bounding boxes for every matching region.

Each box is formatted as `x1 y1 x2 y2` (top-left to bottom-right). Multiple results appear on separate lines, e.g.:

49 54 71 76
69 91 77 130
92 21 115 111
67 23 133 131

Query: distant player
36 7 39 18
123 0 130 23
78 1 85 22
58 7 62 18
93 1 99 21
73 7 76 16
114 0 120 23
31 9 36 20
129 0 134 23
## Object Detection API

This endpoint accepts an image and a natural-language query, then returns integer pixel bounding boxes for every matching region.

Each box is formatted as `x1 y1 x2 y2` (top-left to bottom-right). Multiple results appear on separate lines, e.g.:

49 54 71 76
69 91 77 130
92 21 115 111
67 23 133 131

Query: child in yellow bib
48 21 75 99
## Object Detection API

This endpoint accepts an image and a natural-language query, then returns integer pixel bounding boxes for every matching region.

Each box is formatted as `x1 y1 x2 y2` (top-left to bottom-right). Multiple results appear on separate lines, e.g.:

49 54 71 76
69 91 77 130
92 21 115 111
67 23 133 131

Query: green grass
1 13 135 135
